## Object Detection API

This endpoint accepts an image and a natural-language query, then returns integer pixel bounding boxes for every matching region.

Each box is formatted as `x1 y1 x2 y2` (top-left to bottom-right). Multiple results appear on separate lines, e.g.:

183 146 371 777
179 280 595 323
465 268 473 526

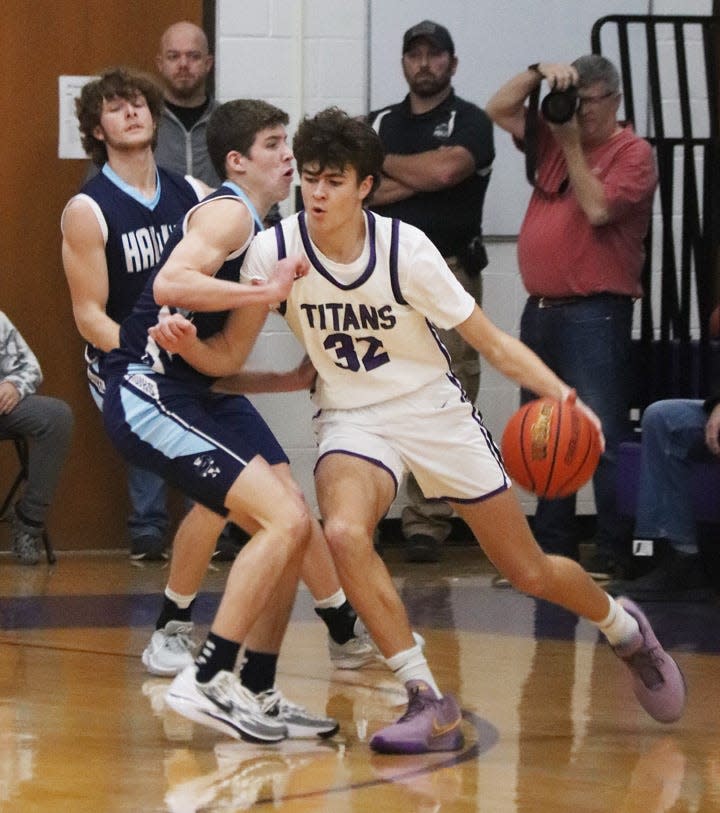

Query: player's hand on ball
501 396 603 498
561 388 605 452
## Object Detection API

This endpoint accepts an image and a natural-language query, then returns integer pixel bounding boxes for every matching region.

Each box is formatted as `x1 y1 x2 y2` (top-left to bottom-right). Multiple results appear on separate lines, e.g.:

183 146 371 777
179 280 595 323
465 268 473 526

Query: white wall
214 0 713 517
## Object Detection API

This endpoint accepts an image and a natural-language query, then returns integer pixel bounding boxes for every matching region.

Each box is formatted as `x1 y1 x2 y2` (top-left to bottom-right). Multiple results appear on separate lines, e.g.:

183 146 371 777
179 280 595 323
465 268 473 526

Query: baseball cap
402 20 454 56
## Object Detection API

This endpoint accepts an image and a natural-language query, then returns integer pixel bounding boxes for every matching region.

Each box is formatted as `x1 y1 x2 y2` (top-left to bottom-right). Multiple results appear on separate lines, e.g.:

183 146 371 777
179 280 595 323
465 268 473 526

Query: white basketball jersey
242 210 475 409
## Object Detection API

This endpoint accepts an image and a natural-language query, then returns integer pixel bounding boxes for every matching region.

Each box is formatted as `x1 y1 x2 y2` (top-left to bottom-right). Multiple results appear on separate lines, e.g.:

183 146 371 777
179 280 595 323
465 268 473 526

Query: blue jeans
86 366 169 543
520 294 634 563
634 399 709 554
126 464 169 542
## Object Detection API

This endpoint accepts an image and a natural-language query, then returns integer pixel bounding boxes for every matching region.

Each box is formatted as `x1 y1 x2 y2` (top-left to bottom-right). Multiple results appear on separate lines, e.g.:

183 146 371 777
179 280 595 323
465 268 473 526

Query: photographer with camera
367 20 494 563
486 55 657 581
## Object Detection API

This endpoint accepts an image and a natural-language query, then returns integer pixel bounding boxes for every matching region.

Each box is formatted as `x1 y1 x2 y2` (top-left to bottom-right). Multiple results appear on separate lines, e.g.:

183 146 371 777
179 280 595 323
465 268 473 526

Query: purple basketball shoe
613 597 687 723
370 680 464 754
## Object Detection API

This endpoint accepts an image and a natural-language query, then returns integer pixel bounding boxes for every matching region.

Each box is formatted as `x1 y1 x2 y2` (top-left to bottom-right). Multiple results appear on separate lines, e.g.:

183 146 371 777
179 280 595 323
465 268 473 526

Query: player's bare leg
454 490 611 620
316 452 463 753
315 453 414 657
166 455 340 742
211 456 311 641
142 504 226 676
167 503 225 595
265 462 378 668
454 490 686 723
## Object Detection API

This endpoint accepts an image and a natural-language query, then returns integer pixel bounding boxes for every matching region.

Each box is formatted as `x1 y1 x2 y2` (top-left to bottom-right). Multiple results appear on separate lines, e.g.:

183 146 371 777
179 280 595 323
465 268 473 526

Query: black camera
541 86 579 124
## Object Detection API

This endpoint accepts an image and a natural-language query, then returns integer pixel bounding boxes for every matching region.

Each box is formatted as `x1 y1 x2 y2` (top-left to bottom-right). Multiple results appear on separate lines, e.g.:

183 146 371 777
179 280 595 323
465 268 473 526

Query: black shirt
368 89 494 256
165 98 210 131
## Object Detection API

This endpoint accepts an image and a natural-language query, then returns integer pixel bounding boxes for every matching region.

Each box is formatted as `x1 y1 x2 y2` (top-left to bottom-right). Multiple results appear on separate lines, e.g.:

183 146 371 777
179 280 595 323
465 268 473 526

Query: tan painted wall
1 1 203 550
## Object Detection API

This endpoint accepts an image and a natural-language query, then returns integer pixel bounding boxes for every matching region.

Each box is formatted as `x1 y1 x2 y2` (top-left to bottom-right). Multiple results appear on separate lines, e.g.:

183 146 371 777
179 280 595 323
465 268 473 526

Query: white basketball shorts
313 375 511 502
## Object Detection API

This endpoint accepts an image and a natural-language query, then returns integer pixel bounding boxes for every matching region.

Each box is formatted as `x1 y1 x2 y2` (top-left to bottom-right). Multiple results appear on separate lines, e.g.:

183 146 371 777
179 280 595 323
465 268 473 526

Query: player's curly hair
293 107 384 200
206 99 289 181
76 67 164 166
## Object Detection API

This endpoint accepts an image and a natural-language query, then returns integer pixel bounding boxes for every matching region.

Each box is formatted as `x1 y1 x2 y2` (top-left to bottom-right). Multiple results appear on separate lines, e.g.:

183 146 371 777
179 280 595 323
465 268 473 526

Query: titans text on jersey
298 302 396 332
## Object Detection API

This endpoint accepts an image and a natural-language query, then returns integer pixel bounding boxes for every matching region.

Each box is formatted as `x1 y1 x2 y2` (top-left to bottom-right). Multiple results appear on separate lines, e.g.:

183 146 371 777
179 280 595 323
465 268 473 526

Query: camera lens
541 87 579 124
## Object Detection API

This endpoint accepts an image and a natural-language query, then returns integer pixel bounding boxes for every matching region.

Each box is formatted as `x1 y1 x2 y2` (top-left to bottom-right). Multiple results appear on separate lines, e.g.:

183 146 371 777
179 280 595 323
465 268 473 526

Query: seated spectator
607 396 720 601
0 311 73 564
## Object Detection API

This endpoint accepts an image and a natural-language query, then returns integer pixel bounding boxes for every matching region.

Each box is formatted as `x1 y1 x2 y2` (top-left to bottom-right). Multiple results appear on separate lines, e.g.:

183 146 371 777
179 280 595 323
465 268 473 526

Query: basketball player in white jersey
150 108 686 754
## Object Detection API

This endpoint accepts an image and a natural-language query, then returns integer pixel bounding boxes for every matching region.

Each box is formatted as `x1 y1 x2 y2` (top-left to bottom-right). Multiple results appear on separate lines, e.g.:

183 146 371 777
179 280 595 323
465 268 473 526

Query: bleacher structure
591 14 720 521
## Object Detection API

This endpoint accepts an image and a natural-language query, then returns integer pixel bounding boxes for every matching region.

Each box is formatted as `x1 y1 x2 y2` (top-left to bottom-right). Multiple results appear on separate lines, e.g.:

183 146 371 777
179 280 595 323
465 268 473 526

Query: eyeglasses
578 91 616 108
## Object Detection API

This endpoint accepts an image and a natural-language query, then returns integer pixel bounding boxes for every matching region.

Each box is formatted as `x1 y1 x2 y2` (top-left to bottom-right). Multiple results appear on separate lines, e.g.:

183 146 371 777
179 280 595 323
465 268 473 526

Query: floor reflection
513 598 714 813
0 551 718 811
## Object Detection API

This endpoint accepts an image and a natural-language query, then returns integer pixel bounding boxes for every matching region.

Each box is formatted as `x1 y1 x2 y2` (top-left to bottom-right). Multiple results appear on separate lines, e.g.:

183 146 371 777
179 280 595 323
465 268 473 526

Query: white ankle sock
596 596 640 646
165 587 196 610
314 588 346 610
386 644 442 698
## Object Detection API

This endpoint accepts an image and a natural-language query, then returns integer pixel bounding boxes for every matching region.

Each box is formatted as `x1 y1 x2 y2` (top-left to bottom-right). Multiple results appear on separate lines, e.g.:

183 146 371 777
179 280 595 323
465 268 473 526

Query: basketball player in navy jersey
62 68 209 563
152 108 686 753
101 99 378 742
63 76 374 690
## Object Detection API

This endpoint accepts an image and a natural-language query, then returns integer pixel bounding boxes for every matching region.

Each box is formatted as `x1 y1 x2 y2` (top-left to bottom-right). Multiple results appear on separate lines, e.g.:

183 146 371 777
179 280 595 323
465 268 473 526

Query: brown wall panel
1 1 203 550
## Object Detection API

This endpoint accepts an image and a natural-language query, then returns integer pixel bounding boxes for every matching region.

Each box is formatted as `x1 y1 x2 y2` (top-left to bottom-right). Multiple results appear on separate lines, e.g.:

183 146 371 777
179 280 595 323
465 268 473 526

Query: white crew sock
595 595 640 646
386 644 442 698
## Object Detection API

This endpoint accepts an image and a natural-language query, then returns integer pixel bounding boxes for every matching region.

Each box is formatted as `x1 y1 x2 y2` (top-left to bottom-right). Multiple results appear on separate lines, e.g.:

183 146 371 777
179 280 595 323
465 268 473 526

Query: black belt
528 293 633 309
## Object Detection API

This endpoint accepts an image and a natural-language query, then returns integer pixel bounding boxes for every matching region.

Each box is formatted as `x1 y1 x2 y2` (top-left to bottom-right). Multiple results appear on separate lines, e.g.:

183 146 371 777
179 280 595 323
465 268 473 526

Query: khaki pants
401 255 482 543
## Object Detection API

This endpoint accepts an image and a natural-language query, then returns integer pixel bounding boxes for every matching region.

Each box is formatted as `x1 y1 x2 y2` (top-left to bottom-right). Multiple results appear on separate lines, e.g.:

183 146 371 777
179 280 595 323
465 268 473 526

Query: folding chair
0 437 56 564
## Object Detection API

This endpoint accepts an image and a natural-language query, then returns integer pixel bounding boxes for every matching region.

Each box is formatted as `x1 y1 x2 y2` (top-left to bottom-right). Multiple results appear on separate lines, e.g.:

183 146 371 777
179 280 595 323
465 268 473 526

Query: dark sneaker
606 552 715 602
580 549 614 581
212 524 247 561
130 535 167 561
10 511 41 565
613 597 687 723
370 680 464 754
165 666 287 743
142 620 196 676
257 688 339 738
405 534 441 563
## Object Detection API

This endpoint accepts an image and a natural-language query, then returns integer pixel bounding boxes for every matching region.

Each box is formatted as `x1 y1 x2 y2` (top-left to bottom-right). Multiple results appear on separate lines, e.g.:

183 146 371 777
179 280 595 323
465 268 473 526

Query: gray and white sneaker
10 513 41 566
166 666 288 743
142 621 196 676
257 688 339 739
328 632 379 669
329 630 426 669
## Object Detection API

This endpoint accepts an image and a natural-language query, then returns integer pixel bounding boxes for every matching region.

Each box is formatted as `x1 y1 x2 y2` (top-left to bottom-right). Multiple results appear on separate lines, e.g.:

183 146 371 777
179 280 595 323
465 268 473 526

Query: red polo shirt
517 121 657 298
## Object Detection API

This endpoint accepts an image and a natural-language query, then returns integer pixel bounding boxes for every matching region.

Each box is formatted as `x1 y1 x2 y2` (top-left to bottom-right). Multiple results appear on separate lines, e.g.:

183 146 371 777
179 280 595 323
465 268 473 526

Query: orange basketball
500 397 602 498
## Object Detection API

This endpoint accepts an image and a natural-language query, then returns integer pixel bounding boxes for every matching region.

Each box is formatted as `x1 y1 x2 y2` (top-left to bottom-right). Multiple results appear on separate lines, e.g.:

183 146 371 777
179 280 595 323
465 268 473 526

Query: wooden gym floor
0 544 718 812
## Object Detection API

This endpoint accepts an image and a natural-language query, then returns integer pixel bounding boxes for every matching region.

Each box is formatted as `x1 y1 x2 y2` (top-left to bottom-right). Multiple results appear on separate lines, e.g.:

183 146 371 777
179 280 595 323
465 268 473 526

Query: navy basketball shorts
103 368 288 516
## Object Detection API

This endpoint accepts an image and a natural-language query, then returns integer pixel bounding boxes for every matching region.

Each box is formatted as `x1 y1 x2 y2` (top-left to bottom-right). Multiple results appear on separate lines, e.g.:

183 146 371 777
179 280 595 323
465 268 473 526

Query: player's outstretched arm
455 304 604 443
148 301 270 379
214 355 317 395
153 200 308 312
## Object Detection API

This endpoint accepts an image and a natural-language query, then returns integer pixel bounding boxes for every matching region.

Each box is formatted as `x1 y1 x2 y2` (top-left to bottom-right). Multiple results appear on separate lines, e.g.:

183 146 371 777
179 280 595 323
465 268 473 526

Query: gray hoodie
155 99 221 187
0 311 42 400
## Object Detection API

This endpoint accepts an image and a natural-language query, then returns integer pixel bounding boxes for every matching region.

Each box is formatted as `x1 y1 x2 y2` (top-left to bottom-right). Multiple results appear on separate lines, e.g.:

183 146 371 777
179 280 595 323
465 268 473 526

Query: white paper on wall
58 75 98 159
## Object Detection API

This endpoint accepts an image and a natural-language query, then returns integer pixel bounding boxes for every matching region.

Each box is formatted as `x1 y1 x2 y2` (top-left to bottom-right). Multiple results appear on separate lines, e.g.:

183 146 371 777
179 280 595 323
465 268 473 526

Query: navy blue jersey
77 165 202 327
104 183 260 390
